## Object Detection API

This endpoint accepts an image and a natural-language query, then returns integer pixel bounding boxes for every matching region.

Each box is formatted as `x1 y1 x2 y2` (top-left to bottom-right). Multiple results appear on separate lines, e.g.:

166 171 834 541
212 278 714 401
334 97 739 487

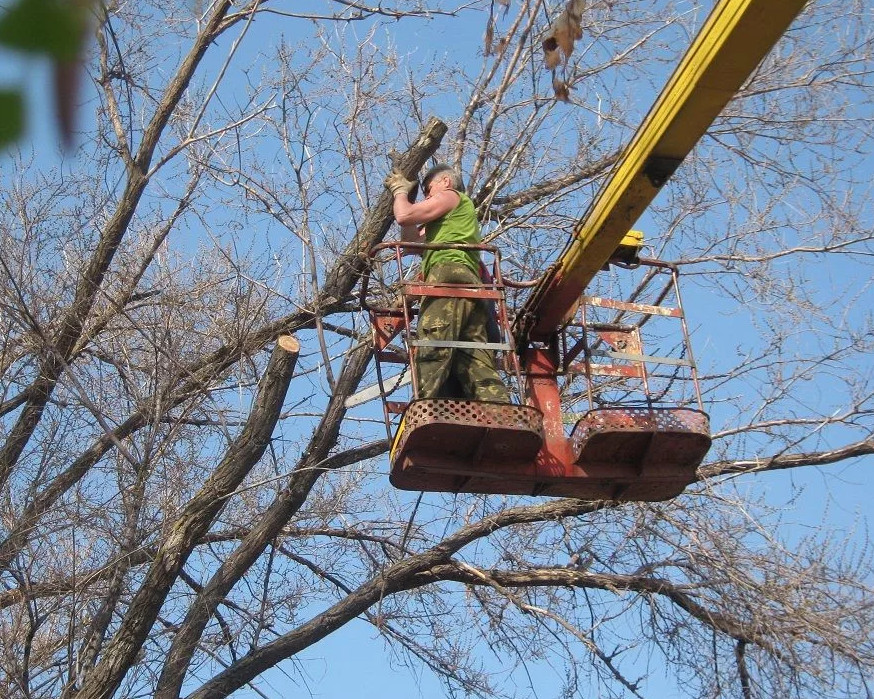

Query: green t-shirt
422 191 481 278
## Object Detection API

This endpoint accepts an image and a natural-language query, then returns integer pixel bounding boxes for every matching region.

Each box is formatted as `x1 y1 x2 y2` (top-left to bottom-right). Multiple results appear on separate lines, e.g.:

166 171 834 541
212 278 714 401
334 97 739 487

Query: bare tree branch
71 336 300 699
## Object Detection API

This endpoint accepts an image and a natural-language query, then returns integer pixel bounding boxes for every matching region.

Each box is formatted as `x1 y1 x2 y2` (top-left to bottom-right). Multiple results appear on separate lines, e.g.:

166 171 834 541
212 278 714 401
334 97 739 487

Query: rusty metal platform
389 400 545 494
561 407 711 499
571 407 710 466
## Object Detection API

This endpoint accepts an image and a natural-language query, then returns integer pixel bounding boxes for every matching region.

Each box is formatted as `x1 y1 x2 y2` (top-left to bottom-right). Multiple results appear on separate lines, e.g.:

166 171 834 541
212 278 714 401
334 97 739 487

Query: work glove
384 170 417 198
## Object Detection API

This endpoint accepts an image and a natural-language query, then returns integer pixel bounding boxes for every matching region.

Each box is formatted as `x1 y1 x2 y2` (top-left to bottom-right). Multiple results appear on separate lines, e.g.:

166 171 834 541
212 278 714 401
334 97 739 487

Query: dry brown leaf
569 0 585 18
552 74 571 102
542 0 586 68
564 0 585 47
569 14 584 41
554 15 574 56
484 17 495 56
543 35 562 69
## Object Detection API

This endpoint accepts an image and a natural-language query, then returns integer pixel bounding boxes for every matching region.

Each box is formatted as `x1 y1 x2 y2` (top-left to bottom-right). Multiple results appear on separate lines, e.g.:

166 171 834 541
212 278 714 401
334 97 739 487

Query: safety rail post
670 264 705 411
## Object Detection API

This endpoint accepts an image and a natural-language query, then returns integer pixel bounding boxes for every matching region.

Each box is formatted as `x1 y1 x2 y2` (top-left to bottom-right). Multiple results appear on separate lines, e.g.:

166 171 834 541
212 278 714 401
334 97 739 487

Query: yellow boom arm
516 0 808 343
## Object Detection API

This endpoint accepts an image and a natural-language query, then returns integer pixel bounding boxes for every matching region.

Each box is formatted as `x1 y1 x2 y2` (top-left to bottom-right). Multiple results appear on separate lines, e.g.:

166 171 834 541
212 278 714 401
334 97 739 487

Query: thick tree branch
154 117 447 699
185 499 604 698
154 340 372 699
411 564 780 654
187 551 785 699
698 435 874 479
70 336 299 699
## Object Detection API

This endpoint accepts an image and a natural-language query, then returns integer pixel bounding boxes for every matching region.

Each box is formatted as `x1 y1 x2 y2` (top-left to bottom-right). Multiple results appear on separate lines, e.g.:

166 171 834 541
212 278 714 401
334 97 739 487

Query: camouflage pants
415 262 510 402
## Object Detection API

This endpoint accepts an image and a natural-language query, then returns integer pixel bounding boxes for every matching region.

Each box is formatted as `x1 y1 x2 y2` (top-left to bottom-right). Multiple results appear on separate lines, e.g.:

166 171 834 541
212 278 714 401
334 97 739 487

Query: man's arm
393 189 459 227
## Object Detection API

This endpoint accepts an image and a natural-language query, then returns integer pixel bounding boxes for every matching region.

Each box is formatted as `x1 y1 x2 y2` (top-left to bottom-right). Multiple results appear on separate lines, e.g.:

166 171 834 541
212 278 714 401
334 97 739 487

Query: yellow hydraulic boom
516 0 808 344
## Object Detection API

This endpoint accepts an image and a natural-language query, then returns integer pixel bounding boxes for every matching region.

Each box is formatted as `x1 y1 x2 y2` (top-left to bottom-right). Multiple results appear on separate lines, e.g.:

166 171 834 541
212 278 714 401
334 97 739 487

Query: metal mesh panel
575 406 709 434
402 399 543 432
393 399 545 468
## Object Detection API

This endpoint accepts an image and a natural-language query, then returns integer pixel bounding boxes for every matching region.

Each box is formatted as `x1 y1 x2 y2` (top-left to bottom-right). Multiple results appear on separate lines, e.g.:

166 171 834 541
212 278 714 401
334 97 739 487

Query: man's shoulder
441 189 463 205
451 190 476 212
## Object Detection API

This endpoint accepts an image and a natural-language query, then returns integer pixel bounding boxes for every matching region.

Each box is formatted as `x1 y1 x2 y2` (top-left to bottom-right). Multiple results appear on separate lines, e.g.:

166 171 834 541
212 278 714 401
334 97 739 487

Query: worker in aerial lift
385 164 509 402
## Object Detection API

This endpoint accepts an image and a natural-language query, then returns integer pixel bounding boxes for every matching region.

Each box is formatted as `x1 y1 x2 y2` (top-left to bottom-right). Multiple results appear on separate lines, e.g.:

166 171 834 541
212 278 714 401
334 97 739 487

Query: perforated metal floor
571 407 711 470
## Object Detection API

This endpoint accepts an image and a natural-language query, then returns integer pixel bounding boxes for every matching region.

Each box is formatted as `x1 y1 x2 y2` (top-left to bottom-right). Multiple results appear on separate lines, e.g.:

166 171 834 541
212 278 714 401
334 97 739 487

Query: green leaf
0 0 86 61
0 90 25 148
